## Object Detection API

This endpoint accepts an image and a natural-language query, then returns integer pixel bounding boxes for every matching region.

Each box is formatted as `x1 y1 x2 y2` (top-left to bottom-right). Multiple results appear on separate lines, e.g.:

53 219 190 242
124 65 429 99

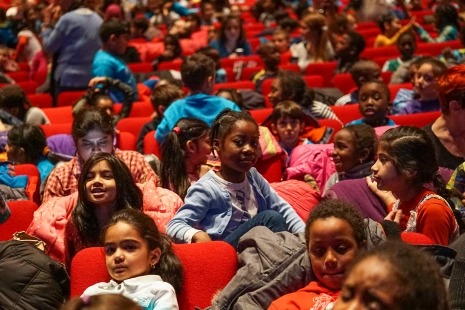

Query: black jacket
0 240 69 309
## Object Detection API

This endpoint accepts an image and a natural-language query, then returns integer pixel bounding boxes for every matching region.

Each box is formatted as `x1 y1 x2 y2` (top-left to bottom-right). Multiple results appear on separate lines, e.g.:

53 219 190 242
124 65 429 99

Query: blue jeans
224 210 288 249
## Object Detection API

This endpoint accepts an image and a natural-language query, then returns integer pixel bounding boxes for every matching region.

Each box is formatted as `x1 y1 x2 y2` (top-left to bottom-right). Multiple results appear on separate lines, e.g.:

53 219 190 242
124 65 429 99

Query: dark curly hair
305 199 367 249
341 124 377 164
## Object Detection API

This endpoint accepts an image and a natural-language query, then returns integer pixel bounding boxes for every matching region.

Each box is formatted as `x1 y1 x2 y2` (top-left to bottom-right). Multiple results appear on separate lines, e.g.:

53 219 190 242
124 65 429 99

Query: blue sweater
166 168 305 243
41 8 102 88
155 93 241 143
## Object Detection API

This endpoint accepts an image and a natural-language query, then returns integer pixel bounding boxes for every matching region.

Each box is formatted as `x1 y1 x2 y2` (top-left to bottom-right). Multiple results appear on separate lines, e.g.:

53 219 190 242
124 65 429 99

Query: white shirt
82 274 178 310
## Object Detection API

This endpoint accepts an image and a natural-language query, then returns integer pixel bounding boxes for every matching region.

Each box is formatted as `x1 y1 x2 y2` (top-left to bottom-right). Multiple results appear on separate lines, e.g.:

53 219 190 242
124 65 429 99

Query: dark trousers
224 210 288 249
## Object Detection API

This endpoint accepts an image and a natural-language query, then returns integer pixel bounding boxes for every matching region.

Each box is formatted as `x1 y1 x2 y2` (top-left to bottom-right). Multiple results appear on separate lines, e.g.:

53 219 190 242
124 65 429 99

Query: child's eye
104 245 116 256
233 139 244 146
102 172 114 179
373 93 381 100
336 244 349 254
124 244 137 251
311 247 326 258
360 94 368 101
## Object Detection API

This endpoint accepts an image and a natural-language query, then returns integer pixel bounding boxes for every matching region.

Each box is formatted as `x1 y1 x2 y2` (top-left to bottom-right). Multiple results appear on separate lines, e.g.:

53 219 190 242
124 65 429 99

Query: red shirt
268 281 339 310
389 188 457 245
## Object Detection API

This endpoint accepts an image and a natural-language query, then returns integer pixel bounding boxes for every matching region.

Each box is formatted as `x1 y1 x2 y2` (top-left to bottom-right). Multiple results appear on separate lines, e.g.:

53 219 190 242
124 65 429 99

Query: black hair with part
102 209 184 292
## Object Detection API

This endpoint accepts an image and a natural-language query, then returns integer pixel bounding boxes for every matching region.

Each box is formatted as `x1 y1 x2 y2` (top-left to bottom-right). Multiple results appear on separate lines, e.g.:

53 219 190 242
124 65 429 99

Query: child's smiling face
215 120 259 183
332 129 360 173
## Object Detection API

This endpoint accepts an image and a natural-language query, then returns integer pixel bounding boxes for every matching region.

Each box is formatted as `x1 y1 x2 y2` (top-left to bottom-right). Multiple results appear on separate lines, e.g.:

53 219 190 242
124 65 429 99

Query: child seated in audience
383 31 421 84
196 46 227 83
268 199 367 309
269 70 340 122
268 101 315 160
396 57 447 114
6 124 60 184
215 88 244 109
374 11 414 47
0 44 18 78
414 3 459 43
391 56 423 114
43 108 155 202
73 76 136 123
151 34 183 70
346 80 396 127
136 81 184 153
323 124 377 194
81 209 183 309
368 126 460 245
167 110 305 249
155 53 240 143
252 42 281 94
271 29 292 60
334 31 366 74
333 242 449 310
335 60 383 106
208 15 252 58
160 118 211 200
0 84 49 125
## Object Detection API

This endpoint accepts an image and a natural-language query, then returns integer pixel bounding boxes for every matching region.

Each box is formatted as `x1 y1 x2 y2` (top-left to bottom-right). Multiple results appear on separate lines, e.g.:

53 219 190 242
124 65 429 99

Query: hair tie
173 127 181 135
42 146 50 156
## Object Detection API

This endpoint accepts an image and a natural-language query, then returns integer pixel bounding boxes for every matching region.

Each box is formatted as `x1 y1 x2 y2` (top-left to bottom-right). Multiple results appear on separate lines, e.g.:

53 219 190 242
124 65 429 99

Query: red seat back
42 106 73 124
330 104 362 124
144 130 161 157
57 91 85 107
116 117 151 140
0 200 38 241
305 62 337 87
70 242 238 310
15 164 41 206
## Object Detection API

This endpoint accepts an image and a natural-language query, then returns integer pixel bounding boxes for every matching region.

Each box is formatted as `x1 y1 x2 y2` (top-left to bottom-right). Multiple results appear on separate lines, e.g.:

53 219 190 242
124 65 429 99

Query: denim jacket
166 168 305 243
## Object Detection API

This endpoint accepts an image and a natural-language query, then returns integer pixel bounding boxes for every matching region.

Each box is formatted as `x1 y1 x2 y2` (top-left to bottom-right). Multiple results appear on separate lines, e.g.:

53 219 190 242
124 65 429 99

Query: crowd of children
2 0 465 308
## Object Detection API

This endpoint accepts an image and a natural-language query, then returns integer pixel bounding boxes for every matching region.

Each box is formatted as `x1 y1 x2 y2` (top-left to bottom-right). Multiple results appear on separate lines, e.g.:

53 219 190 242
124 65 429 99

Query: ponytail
160 130 190 199
153 234 184 293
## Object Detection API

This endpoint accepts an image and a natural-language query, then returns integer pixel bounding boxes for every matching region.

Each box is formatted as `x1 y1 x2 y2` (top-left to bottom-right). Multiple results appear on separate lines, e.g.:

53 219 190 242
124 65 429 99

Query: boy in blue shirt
155 53 241 143
92 19 137 121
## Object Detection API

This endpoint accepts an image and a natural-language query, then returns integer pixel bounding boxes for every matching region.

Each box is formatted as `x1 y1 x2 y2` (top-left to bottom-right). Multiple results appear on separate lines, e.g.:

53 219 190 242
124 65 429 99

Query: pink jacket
285 144 336 191
27 176 182 263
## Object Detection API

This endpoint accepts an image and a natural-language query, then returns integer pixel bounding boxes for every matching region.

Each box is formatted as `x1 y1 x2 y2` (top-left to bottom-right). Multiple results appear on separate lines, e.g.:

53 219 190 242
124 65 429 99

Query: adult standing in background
40 0 102 102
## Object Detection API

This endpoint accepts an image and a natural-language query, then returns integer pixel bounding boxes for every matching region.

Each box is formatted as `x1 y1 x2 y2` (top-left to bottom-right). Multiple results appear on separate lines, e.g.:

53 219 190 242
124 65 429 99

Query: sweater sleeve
166 182 213 243
374 23 413 47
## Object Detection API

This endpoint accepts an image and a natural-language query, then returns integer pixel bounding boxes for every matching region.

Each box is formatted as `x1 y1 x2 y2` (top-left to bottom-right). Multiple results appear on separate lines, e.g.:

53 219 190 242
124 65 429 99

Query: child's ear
359 148 370 164
150 247 162 267
270 123 278 135
185 140 196 154
212 139 220 151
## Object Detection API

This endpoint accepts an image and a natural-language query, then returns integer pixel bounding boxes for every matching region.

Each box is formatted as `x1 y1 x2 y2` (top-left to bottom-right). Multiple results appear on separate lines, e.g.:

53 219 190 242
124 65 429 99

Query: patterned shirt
43 149 156 202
